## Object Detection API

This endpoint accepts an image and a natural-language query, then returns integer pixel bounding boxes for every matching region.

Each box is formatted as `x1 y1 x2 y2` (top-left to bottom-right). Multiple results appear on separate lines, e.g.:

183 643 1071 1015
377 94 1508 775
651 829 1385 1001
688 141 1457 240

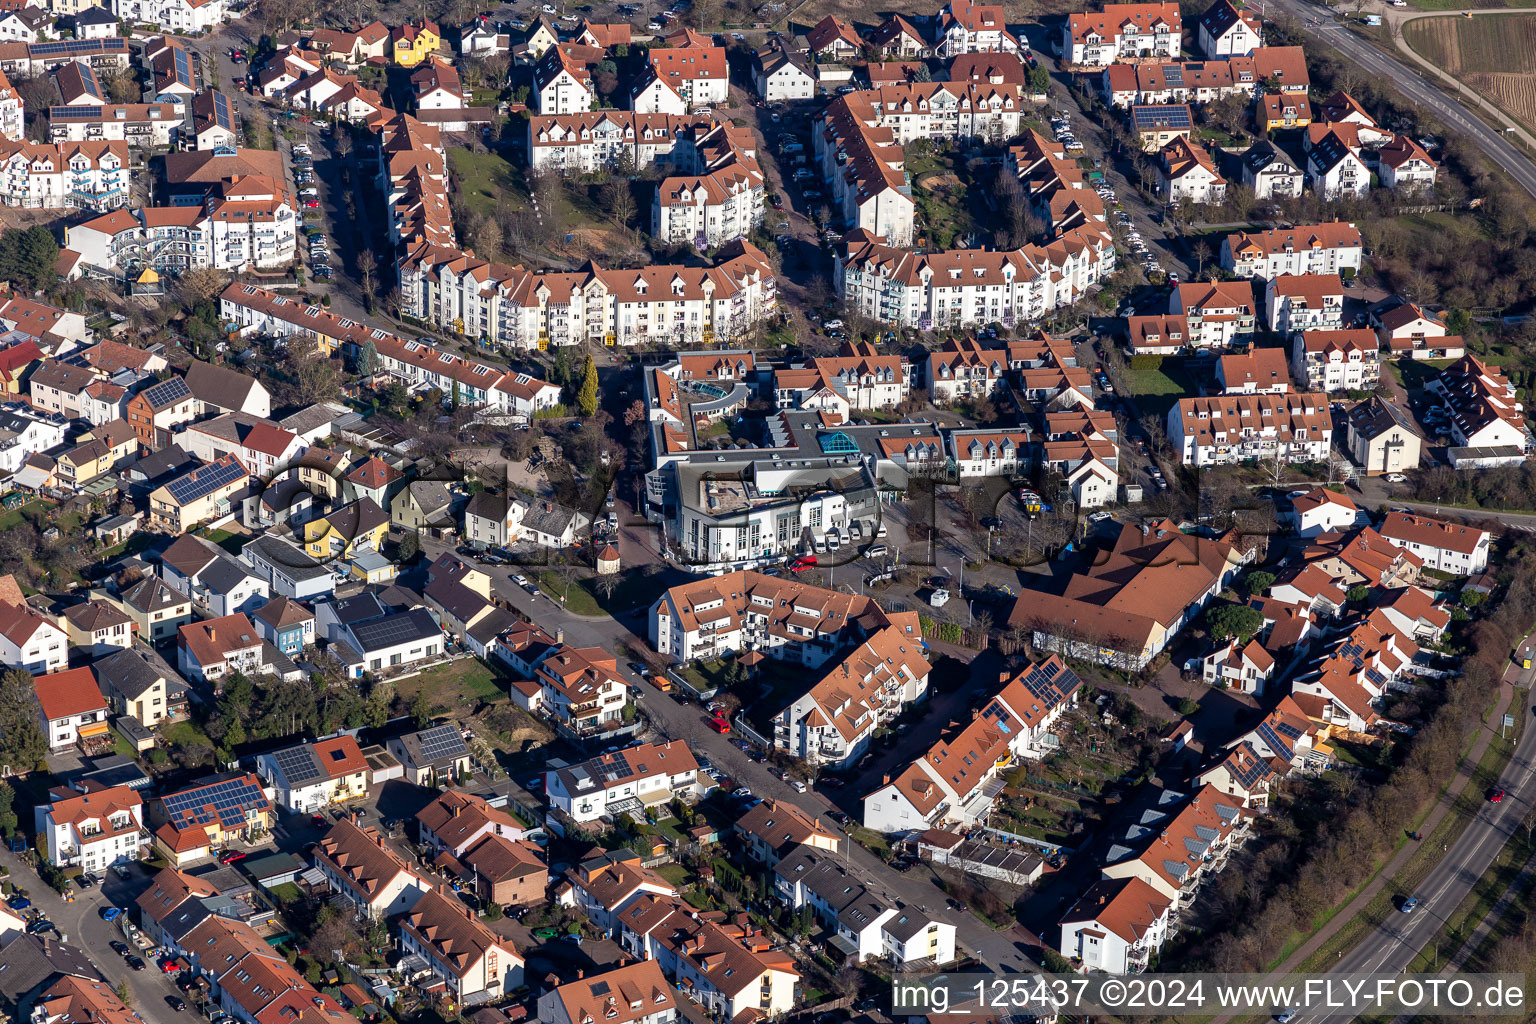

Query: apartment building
773 342 909 412
1101 57 1257 108
1221 222 1363 280
36 666 110 751
1346 396 1422 477
1198 0 1262 56
112 0 231 33
1307 129 1370 199
1428 355 1527 451
752 43 814 102
1100 785 1249 906
863 656 1081 832
47 102 181 145
1378 512 1490 575
1215 347 1290 394
937 0 1018 56
34 784 147 873
0 68 21 141
1379 134 1438 192
1063 2 1181 66
547 741 700 823
1059 876 1173 975
0 139 126 210
1265 274 1344 335
837 224 1116 331
1167 392 1332 466
635 46 729 111
397 238 777 350
1240 140 1304 200
1170 280 1257 349
772 845 957 962
652 130 764 248
1292 328 1380 392
399 889 524 1000
538 962 678 1024
1158 137 1226 205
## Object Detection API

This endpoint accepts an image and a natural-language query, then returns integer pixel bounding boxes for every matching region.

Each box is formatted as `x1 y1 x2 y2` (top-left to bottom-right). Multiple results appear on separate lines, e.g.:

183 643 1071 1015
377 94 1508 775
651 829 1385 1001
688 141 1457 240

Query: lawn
200 527 245 556
654 863 693 887
1122 355 1197 416
448 148 526 221
0 498 55 531
533 570 603 616
391 657 507 706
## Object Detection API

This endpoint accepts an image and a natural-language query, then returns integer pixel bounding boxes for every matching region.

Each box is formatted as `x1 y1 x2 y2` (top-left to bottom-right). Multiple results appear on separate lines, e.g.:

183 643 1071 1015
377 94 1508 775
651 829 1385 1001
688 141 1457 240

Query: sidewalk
1211 654 1521 1024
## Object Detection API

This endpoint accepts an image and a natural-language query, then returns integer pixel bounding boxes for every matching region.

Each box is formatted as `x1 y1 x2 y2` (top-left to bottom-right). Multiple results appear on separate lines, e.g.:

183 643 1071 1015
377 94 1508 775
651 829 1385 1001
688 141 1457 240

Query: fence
732 715 772 749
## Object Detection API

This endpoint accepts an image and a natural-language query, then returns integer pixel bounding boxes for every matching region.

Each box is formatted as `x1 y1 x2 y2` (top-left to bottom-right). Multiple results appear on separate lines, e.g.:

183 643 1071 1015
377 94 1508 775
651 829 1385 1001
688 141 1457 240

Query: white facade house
1286 487 1367 538
1379 134 1438 193
547 742 699 823
1265 274 1344 335
1198 0 1262 57
0 600 67 674
1063 2 1180 66
1292 329 1380 392
1307 133 1370 199
111 0 231 33
34 785 148 873
0 139 127 211
1059 877 1174 975
1221 222 1363 281
753 46 814 102
1377 512 1490 575
537 962 678 1024
1167 393 1332 466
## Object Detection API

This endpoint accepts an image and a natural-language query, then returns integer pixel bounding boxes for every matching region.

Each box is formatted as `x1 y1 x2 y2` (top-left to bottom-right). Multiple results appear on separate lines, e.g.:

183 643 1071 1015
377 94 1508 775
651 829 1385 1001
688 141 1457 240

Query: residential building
93 649 177 728
313 818 430 918
399 889 524 1001
1199 636 1275 694
1307 128 1370 199
124 374 196 451
148 454 249 533
0 138 127 211
1170 280 1257 349
0 595 67 674
617 894 799 1019
254 735 368 812
118 575 192 644
1378 134 1437 192
25 359 95 418
148 772 273 867
177 413 303 478
838 226 1115 332
1130 104 1194 151
0 67 21 141
1427 355 1527 451
536 961 678 1024
1374 301 1463 360
1063 2 1179 65
1292 328 1379 392
463 490 527 550
937 0 1017 56
533 43 598 114
34 783 146 874
111 0 230 33
1256 91 1310 132
1099 57 1258 108
1158 137 1226 205
562 851 679 933
1287 487 1367 538
1126 313 1189 354
452 833 548 907
176 613 265 684
1199 697 1328 807
303 497 389 560
1240 140 1304 200
61 599 134 656
415 789 529 859
547 741 700 823
35 666 110 752
1167 392 1332 466
1346 396 1422 476
160 534 269 619
1198 0 1262 56
862 656 1082 832
1059 876 1173 975
1221 222 1363 280
345 606 443 675
870 15 928 58
385 722 470 786
948 429 1035 478
753 43 814 102
1099 785 1248 905
250 595 313 656
1216 347 1290 394
772 845 957 962
185 360 270 418
1265 274 1344 335
1007 522 1246 670
735 798 840 866
1378 512 1490 575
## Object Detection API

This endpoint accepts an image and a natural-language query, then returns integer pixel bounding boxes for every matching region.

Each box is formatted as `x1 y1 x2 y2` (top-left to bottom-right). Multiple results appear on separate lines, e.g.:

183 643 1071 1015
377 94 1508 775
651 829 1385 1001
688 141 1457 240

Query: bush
1176 697 1201 716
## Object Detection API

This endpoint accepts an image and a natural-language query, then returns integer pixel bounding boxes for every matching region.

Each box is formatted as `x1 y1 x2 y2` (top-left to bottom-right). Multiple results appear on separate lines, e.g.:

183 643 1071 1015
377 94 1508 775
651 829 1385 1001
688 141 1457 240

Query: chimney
882 774 890 784
208 628 215 641
555 628 565 643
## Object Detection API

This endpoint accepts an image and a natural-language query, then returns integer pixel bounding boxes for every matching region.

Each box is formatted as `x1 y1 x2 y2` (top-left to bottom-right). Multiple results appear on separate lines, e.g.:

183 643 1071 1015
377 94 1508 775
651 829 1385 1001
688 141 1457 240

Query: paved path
1267 0 1536 201
1382 5 1536 156
1211 642 1529 1024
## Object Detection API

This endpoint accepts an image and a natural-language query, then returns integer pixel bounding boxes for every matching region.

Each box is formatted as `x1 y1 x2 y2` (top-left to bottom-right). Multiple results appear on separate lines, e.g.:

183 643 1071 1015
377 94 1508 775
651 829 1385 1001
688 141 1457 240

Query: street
413 534 1043 973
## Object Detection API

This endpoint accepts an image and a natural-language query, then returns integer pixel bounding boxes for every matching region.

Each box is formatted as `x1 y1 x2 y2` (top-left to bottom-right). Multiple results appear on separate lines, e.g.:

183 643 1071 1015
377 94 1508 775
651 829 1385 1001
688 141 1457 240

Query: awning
78 722 110 738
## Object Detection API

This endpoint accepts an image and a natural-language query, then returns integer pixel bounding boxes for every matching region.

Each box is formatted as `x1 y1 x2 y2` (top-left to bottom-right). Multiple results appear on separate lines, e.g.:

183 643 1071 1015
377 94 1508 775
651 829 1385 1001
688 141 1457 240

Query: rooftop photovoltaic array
349 608 439 650
144 375 191 407
164 457 246 505
270 744 323 786
172 46 194 88
211 91 233 130
1132 105 1192 130
414 724 467 763
49 105 106 120
30 39 124 56
79 62 100 95
161 775 267 829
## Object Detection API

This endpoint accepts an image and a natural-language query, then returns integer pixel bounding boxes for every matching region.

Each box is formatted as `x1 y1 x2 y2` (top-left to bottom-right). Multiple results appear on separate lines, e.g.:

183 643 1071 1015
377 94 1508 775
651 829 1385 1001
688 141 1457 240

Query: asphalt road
1294 654 1536 1024
415 534 1044 974
1270 0 1536 201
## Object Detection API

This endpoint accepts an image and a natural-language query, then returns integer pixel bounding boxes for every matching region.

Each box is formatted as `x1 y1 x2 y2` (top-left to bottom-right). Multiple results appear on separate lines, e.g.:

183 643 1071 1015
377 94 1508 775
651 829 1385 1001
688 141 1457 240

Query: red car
159 959 180 974
219 850 247 864
302 200 320 209
708 716 731 734
1491 788 1505 803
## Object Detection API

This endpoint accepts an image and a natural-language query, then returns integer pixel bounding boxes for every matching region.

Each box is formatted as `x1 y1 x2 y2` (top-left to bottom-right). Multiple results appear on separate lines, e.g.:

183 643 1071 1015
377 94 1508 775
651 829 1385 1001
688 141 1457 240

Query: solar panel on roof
415 724 466 763
49 105 104 120
211 91 233 130
80 63 100 94
165 458 246 505
271 745 324 785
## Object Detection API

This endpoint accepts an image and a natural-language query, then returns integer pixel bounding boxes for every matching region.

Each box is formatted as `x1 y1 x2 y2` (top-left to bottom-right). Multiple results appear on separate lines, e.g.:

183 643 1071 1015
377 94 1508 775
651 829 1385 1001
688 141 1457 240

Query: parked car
126 956 146 971
218 850 247 864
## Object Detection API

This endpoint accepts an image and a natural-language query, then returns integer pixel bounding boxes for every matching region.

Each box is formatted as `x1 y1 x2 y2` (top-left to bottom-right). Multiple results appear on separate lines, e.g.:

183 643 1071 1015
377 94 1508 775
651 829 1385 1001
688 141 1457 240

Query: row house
735 798 840 866
772 845 957 962
1198 696 1327 808
304 20 391 65
313 818 430 918
561 851 678 934
1221 221 1363 280
1063 2 1180 66
538 961 678 1024
1101 58 1258 108
773 342 909 411
1101 785 1249 910
1291 610 1419 733
374 110 455 250
1257 90 1311 132
863 657 1081 832
396 238 777 350
814 95 915 248
1427 354 1526 451
773 622 931 769
1292 328 1379 392
1265 273 1344 335
926 337 1008 405
948 428 1033 478
837 224 1116 331
528 110 714 175
0 139 126 210
1167 392 1332 466
1126 312 1188 355
399 888 525 1002
0 39 131 78
1378 511 1490 575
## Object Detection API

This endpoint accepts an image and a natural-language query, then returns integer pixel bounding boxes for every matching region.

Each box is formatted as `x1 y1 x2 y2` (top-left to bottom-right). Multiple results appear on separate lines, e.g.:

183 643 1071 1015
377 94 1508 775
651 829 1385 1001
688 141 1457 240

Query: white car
511 573 530 586
1384 473 1407 483
822 319 844 330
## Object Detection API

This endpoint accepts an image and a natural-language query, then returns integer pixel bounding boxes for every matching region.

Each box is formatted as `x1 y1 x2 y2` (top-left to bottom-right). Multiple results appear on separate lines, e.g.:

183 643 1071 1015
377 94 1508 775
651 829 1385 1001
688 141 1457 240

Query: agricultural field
1403 14 1536 129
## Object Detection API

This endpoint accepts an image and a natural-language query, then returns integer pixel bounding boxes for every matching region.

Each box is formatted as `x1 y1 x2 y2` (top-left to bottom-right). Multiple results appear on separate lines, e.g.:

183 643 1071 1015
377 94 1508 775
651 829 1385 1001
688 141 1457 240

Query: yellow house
391 18 441 66
303 496 389 558
296 446 351 501
521 16 559 60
